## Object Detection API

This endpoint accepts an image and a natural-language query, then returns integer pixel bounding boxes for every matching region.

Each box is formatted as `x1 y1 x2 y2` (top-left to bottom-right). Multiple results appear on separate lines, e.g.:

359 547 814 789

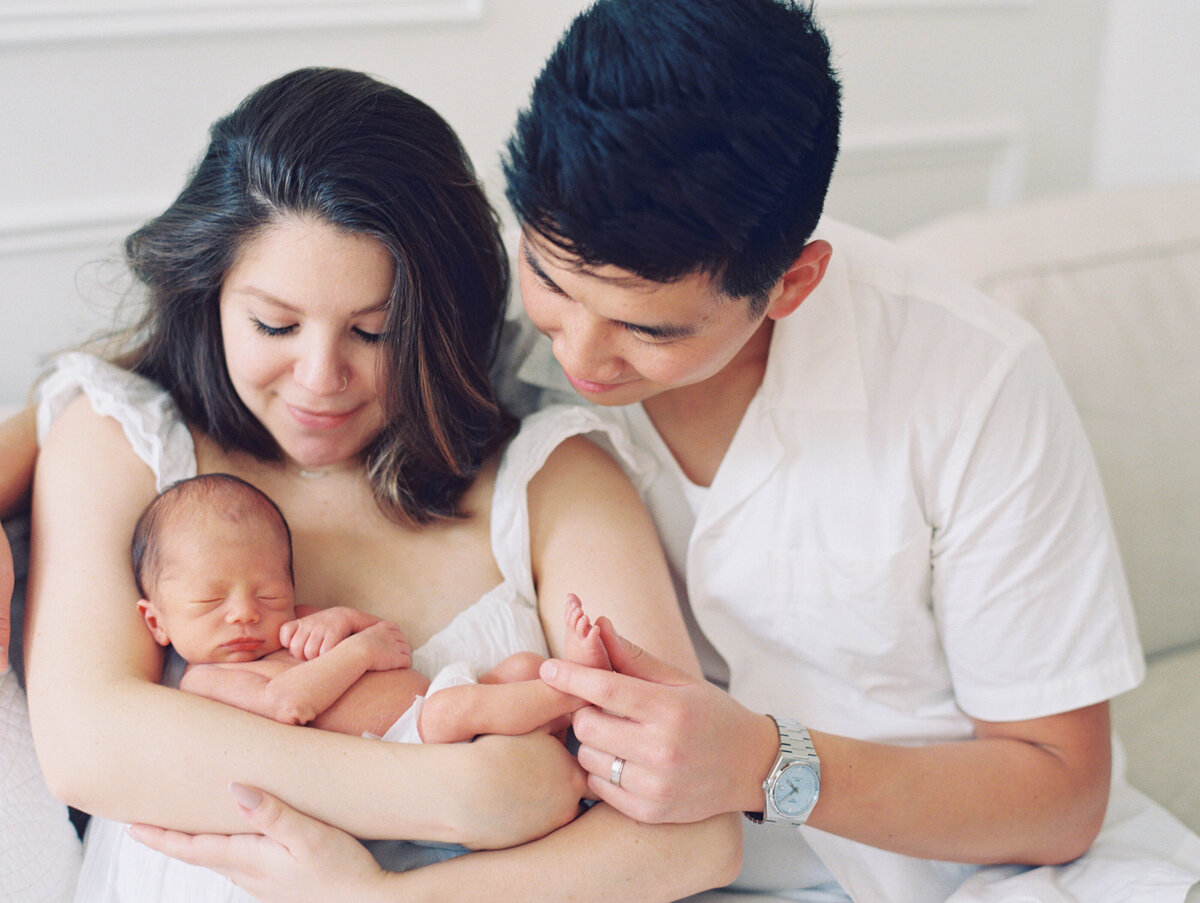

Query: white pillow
0 667 82 902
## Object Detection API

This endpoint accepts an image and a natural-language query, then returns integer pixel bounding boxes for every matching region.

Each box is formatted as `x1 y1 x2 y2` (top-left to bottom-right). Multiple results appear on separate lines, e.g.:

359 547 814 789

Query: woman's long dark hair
120 67 514 522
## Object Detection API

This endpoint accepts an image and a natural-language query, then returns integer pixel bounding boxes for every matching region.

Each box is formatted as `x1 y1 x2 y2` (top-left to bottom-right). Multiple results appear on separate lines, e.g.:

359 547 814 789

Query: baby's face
140 509 295 664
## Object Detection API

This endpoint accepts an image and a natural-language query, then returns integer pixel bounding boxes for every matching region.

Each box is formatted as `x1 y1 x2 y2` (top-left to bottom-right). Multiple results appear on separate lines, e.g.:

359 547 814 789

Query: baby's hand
354 621 413 672
280 607 359 660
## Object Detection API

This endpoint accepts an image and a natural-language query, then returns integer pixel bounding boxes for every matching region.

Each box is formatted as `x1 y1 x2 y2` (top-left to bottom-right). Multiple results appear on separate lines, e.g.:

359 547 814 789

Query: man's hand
539 616 778 824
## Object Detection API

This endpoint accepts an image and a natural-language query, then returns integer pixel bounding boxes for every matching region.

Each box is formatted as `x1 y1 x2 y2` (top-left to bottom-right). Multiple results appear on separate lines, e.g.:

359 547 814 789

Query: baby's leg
563 593 611 670
419 678 580 744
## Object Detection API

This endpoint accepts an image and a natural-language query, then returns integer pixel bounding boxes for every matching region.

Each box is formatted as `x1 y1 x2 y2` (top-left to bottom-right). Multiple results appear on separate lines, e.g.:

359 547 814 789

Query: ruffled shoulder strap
489 404 658 605
36 352 197 492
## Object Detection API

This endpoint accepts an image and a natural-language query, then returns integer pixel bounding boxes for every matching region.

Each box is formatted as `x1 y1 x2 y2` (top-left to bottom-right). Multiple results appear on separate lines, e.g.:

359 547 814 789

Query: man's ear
137 599 171 647
764 239 832 321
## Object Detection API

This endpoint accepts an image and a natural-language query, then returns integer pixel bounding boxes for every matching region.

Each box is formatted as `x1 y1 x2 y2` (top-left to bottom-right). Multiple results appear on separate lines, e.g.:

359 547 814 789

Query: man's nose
555 311 622 382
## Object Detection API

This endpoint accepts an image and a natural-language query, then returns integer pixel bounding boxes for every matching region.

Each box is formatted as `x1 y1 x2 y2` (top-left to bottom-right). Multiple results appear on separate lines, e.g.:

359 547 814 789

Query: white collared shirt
497 220 1181 900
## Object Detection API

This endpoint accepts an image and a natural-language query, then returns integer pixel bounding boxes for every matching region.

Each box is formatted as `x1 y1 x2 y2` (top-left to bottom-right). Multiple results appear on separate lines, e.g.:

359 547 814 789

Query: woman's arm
509 435 742 898
24 396 584 846
134 435 744 902
0 405 36 518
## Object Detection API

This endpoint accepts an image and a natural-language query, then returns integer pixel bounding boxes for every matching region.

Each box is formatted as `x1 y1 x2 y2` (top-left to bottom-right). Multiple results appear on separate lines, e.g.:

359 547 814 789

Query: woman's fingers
126 822 270 878
131 785 389 903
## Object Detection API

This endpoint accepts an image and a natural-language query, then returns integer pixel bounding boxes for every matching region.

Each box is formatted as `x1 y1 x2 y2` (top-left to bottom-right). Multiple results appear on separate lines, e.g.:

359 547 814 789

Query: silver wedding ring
609 756 626 787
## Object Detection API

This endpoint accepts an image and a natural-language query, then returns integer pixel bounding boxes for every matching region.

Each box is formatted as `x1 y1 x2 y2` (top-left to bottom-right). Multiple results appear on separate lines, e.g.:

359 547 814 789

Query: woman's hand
449 731 590 849
130 784 392 903
540 616 779 825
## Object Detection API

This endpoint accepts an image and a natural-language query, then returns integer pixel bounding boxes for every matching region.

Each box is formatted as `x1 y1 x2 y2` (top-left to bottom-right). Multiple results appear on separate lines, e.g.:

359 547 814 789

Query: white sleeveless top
38 352 652 903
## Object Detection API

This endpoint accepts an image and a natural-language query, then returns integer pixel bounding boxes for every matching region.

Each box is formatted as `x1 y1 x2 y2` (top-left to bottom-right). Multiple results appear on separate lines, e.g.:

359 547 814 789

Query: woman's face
219 217 395 473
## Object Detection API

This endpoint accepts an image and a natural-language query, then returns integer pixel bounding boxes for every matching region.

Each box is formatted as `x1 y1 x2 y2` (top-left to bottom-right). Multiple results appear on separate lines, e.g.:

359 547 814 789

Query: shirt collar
759 224 868 412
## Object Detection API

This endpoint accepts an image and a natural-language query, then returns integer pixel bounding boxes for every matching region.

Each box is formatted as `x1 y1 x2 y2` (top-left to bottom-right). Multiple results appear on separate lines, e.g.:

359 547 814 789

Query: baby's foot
563 593 612 670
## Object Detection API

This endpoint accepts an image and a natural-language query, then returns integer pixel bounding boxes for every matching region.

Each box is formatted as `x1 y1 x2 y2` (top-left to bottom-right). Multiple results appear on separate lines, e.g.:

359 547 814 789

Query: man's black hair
504 0 841 312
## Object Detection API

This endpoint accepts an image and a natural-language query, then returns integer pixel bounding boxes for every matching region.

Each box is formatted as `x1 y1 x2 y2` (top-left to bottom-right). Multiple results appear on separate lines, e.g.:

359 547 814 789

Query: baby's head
133 474 295 664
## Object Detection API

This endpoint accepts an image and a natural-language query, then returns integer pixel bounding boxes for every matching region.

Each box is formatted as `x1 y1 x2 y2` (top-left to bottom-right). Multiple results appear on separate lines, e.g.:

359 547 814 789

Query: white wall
1092 0 1200 187
0 0 1193 405
817 0 1107 235
0 0 591 405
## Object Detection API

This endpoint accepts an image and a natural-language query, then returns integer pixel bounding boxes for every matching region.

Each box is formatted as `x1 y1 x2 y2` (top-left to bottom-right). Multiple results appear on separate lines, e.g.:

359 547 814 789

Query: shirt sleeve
930 339 1144 721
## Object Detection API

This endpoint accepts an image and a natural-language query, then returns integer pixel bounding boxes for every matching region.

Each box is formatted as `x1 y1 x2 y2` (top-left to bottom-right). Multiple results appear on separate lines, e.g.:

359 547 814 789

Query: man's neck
641 319 774 487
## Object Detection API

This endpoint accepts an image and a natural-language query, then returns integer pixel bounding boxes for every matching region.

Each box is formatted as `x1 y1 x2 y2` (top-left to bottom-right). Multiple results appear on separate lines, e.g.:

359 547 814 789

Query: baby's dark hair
132 473 294 597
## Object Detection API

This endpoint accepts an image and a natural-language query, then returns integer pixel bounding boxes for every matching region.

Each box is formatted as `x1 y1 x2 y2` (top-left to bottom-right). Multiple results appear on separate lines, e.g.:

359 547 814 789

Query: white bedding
0 667 82 902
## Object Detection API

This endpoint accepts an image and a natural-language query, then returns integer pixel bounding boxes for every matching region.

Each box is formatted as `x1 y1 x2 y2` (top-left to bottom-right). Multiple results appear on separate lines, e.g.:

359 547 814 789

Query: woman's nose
294 337 347 397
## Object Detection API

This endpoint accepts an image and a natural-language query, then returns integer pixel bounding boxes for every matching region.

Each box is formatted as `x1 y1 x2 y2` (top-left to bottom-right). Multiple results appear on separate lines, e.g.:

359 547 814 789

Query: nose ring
339 374 348 393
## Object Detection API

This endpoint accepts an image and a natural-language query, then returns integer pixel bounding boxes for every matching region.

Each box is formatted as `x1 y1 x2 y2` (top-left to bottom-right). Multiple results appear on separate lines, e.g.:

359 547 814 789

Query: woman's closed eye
250 316 382 344
250 316 294 337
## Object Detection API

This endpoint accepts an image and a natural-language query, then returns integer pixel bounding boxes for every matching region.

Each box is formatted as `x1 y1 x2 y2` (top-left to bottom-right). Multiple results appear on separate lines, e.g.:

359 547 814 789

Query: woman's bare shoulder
528 432 630 498
36 392 158 510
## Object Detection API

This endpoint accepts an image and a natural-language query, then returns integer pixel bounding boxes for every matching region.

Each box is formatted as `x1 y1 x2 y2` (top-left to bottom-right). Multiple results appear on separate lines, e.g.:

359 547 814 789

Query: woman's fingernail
540 659 559 681
230 782 263 810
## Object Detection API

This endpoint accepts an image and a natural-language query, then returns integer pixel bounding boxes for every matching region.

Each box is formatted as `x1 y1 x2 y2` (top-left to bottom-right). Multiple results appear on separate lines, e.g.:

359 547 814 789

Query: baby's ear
137 599 171 647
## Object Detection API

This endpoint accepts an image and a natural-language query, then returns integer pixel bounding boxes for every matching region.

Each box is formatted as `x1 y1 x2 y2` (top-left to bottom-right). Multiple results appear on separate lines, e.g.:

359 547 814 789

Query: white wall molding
0 199 165 256
0 0 483 45
839 119 1028 208
819 0 1031 11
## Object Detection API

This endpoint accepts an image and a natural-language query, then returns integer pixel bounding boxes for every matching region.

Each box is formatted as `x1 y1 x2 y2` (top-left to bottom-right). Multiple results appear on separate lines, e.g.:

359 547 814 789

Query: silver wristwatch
746 716 821 825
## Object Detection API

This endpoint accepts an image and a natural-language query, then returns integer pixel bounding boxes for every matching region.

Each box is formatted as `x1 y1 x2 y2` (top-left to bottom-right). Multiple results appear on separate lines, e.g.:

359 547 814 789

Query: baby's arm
281 605 407 662
181 621 412 726
419 595 609 744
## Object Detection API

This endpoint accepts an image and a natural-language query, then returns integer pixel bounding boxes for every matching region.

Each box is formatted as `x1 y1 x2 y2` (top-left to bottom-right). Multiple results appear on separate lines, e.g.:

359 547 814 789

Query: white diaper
368 660 478 745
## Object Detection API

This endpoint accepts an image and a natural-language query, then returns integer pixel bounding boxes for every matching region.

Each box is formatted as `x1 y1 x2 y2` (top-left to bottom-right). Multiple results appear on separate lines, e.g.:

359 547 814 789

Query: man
498 0 1200 899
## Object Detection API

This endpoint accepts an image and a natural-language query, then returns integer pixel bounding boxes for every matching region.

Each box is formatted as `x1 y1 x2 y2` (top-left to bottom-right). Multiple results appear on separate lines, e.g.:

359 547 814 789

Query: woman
22 67 740 901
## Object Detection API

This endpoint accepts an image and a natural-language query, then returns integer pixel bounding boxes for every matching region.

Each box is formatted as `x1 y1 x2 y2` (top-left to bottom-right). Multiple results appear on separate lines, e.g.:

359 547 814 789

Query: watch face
771 762 819 818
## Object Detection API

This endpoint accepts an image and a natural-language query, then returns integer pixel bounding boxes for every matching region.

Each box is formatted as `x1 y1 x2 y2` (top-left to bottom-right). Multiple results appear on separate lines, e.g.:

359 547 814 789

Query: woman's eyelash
250 317 293 337
250 317 382 344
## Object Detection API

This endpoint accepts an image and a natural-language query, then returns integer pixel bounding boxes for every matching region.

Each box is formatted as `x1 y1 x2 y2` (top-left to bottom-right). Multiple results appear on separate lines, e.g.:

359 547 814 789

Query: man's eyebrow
523 239 698 340
619 319 697 341
522 243 565 293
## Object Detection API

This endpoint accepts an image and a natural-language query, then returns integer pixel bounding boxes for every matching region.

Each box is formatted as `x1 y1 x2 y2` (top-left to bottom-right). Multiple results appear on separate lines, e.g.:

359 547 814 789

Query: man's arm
543 621 1111 866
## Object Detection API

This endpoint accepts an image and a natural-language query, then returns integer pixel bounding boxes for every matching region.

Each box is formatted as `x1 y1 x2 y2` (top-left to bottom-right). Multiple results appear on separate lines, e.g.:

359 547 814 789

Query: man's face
518 232 772 407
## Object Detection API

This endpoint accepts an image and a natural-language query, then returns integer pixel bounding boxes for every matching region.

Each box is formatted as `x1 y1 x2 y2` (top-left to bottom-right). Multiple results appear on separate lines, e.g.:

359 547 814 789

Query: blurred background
0 0 1196 404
